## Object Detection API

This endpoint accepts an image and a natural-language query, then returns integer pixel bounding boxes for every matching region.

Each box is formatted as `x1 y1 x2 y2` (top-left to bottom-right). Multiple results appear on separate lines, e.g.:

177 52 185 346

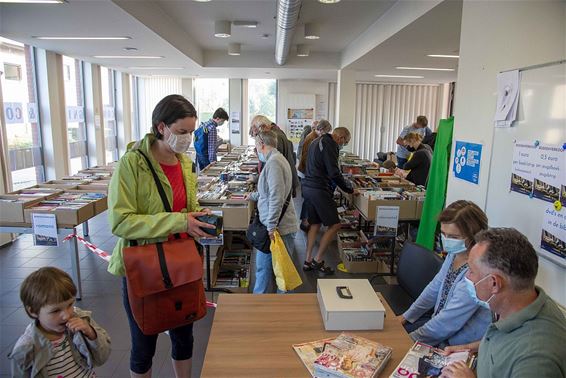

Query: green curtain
416 117 454 249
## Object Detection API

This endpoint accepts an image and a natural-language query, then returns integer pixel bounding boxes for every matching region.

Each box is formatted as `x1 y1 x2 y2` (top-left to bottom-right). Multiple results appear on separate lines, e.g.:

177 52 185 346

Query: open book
390 341 474 378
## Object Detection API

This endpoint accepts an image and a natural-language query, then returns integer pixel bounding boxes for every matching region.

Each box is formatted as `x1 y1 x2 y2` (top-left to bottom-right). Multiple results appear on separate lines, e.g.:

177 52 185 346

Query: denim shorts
122 277 194 374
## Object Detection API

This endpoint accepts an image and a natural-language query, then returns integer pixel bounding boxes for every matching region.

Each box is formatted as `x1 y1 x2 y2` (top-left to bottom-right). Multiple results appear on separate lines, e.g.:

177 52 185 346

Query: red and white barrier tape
63 234 217 309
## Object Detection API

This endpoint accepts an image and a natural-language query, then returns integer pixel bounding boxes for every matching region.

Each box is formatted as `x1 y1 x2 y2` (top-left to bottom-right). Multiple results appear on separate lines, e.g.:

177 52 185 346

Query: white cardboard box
317 279 385 331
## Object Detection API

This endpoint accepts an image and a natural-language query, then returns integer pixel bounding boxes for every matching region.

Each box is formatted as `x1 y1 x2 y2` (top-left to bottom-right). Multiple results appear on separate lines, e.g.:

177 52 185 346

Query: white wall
277 79 331 136
447 0 566 305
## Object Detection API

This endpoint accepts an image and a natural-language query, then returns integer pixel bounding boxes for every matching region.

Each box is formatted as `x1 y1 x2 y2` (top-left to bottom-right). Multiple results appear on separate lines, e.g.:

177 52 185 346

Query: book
313 333 392 378
293 337 336 377
389 342 472 378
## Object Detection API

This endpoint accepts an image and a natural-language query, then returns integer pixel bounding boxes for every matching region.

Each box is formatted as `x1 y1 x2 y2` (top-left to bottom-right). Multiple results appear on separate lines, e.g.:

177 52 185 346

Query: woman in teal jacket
108 95 213 378
400 200 492 347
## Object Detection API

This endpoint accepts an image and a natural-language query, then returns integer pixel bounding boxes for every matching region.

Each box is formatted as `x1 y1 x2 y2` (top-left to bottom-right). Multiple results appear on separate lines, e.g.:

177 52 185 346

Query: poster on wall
532 144 564 203
230 111 240 135
510 141 536 195
287 108 314 143
453 141 482 185
540 205 566 261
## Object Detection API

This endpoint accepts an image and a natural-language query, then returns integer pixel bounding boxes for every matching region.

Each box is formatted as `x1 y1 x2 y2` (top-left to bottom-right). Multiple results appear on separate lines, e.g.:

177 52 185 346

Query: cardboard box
24 201 95 226
35 183 79 190
62 190 108 214
339 249 379 273
0 195 45 223
199 201 253 231
415 200 424 218
353 194 417 220
77 183 109 192
317 279 385 330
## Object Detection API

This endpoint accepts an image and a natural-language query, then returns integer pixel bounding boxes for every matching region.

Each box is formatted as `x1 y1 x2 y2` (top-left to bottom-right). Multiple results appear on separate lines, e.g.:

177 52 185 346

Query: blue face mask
441 234 467 254
258 151 266 162
464 275 494 310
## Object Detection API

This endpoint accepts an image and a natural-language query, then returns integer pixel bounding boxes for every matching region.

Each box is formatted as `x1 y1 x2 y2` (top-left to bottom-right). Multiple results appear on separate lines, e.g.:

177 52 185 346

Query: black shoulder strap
277 187 293 225
137 149 172 212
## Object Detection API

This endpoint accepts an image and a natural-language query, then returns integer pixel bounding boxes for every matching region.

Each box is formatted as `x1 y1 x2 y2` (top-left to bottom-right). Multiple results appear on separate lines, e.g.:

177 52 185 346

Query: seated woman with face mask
399 200 492 347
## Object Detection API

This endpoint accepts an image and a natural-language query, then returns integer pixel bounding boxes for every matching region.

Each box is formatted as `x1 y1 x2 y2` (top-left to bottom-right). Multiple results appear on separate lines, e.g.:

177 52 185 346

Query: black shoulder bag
246 188 292 253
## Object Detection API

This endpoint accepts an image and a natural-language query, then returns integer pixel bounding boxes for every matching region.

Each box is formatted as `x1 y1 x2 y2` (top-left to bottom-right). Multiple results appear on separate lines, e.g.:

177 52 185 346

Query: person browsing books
395 132 432 187
399 201 492 347
9 267 111 377
440 228 566 378
246 130 298 293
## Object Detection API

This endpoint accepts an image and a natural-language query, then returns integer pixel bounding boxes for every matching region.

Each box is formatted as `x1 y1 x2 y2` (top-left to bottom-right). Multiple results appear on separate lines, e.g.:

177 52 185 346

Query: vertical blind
138 76 183 135
327 82 337 127
352 83 441 160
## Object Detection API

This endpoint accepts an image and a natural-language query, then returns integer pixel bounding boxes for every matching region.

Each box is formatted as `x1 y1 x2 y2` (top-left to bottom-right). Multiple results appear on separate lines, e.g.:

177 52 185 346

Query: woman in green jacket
107 95 213 378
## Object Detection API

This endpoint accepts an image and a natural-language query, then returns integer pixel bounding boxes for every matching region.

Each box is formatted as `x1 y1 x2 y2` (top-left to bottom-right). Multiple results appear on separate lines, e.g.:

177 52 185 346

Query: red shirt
160 161 189 239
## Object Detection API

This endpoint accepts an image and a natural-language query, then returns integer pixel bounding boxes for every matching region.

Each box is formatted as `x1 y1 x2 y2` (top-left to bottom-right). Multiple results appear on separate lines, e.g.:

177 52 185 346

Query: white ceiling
0 0 462 83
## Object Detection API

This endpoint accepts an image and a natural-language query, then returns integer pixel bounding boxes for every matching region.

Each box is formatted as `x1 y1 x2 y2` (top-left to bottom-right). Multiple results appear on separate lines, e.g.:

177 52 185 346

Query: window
63 56 87 174
247 79 276 145
0 37 44 190
195 78 229 141
101 66 118 163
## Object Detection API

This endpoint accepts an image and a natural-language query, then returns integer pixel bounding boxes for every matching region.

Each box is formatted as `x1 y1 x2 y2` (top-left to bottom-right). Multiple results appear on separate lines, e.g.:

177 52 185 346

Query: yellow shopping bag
271 231 303 292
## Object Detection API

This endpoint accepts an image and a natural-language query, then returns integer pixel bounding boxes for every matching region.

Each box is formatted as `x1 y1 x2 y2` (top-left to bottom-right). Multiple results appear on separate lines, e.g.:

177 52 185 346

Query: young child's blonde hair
20 267 77 318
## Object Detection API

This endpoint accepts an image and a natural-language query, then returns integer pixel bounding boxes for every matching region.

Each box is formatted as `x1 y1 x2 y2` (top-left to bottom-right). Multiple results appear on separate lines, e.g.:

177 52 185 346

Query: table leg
68 227 83 300
82 221 89 237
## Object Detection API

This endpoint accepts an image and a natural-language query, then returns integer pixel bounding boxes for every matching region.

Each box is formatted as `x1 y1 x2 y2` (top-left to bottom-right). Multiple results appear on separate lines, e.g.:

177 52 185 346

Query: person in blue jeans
246 129 298 294
399 200 492 347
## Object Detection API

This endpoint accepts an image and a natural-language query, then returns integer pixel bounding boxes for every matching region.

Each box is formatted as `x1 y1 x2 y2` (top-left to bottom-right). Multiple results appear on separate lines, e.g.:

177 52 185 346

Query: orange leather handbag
123 150 206 335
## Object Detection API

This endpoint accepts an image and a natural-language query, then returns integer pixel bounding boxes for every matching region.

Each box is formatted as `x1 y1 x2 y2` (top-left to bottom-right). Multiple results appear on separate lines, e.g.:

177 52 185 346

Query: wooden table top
201 293 413 378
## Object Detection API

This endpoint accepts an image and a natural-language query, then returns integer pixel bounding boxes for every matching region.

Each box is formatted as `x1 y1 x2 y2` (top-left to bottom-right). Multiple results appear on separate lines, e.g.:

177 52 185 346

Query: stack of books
294 333 392 378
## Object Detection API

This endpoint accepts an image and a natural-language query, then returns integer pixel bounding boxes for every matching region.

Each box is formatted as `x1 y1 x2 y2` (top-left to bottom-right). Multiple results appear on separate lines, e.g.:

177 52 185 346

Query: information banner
532 144 564 203
287 108 313 143
32 213 59 246
453 141 482 184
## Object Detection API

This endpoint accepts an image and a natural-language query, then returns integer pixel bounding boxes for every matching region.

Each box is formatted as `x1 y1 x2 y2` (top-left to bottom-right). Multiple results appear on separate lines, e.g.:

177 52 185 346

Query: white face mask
464 275 495 310
217 120 225 127
165 129 192 153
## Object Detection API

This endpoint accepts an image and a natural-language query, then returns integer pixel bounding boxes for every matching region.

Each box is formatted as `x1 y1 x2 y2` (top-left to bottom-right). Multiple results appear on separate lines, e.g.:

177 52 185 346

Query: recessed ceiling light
396 66 454 71
1 0 65 3
93 55 163 59
375 74 424 79
427 54 460 58
214 21 231 38
123 47 138 51
297 44 310 57
304 23 320 40
33 36 131 40
193 0 211 2
318 0 341 3
128 67 184 70
261 34 270 39
228 43 241 56
232 21 258 28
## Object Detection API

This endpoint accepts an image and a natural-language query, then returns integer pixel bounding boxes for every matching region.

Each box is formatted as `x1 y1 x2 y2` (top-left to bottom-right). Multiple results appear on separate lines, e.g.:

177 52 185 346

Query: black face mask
406 146 416 152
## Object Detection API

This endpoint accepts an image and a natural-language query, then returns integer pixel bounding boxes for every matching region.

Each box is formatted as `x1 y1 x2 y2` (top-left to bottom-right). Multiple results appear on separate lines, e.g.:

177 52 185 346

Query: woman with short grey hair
247 130 298 293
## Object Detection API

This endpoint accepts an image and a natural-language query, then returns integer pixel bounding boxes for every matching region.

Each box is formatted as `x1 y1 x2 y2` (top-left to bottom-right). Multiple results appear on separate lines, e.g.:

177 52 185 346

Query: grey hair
316 119 332 133
256 130 278 148
475 228 538 291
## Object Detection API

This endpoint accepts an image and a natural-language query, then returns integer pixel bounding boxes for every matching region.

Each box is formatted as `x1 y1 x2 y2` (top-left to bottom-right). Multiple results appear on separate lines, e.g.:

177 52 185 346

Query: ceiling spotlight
396 66 454 71
261 34 270 39
193 0 211 2
318 0 341 3
232 21 258 28
123 47 138 51
427 54 460 58
296 44 310 57
228 43 241 56
304 23 320 40
214 20 231 38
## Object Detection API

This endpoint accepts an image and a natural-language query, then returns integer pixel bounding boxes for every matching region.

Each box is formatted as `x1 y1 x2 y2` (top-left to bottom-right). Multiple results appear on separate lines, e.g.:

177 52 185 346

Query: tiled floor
0 202 387 377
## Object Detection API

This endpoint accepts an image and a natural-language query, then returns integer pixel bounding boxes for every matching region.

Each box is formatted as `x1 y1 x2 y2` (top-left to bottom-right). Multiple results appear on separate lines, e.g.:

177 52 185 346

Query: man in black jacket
302 127 356 275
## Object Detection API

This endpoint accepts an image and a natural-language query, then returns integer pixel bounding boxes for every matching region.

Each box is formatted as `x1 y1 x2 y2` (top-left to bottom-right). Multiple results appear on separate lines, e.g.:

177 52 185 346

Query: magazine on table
293 337 336 377
312 333 392 378
390 341 474 378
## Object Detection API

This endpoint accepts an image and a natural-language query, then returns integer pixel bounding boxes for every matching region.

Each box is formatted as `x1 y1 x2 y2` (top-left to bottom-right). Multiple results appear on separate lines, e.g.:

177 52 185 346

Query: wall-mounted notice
374 206 400 237
287 108 314 143
541 205 565 261
532 144 564 203
32 213 59 246
510 141 536 195
453 141 482 184
230 111 240 134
